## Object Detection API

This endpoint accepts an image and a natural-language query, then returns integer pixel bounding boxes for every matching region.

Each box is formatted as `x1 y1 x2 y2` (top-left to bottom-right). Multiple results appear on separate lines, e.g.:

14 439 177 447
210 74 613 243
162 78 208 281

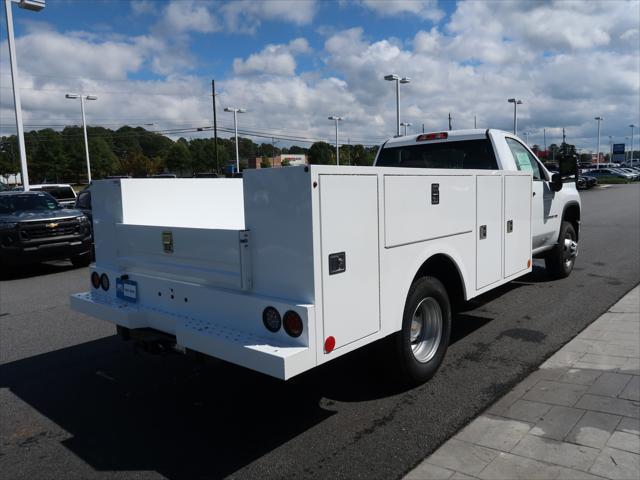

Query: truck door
319 174 380 351
505 138 556 249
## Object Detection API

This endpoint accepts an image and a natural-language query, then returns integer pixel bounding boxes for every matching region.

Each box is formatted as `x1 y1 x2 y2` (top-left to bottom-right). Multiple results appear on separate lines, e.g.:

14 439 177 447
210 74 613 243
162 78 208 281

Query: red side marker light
416 132 448 142
324 336 336 353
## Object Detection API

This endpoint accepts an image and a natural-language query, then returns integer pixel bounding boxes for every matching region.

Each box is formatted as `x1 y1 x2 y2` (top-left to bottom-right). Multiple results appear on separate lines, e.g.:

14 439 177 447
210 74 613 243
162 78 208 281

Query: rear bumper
70 291 315 380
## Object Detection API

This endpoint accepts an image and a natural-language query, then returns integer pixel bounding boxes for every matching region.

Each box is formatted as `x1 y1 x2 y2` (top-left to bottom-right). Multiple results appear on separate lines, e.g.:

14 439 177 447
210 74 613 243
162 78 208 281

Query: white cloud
222 0 317 33
233 38 310 76
157 0 220 34
131 0 156 16
1 0 638 154
358 0 445 22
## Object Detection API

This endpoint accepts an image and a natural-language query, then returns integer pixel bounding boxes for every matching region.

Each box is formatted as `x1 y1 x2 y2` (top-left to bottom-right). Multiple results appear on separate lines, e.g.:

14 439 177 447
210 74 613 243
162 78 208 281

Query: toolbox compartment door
319 174 380 350
503 174 532 278
476 174 503 289
115 224 251 290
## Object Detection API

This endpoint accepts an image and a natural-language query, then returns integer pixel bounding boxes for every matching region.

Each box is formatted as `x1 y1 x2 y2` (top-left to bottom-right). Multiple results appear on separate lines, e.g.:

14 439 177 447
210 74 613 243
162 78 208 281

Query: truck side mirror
550 173 563 192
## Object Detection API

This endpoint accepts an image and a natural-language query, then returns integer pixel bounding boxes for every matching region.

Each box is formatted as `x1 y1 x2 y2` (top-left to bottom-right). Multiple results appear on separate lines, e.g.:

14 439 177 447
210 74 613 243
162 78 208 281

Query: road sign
613 143 625 154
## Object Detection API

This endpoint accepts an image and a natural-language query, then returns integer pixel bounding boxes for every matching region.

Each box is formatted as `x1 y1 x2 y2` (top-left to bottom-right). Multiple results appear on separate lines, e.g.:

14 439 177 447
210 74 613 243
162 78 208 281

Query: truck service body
71 129 580 383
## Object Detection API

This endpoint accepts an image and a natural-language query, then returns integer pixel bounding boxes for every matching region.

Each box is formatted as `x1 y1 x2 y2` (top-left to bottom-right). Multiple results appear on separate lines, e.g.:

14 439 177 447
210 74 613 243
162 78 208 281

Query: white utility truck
71 129 580 383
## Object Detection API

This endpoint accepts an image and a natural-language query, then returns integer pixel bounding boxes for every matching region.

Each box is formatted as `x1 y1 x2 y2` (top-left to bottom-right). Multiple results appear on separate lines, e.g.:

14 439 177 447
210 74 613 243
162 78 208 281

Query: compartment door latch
328 252 346 275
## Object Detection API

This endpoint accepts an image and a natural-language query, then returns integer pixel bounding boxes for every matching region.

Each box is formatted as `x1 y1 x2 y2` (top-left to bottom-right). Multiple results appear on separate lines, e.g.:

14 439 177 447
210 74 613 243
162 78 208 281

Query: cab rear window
376 139 498 170
32 186 75 201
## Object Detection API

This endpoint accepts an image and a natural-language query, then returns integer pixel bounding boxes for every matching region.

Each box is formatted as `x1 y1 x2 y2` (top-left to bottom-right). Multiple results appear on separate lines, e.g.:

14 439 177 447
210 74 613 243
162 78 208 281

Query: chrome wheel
562 232 578 269
410 297 443 363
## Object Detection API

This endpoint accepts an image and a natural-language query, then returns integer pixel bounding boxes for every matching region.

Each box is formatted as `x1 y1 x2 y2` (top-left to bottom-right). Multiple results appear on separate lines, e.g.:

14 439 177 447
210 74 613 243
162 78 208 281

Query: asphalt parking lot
1 184 639 480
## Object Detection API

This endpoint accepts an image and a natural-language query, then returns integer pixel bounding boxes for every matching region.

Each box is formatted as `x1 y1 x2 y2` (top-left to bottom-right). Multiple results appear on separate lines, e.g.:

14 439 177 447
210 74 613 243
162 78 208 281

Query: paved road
1 184 639 480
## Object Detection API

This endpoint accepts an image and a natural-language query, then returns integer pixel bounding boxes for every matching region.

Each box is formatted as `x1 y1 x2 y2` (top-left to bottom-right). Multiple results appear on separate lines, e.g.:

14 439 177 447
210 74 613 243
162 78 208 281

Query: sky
1 0 639 152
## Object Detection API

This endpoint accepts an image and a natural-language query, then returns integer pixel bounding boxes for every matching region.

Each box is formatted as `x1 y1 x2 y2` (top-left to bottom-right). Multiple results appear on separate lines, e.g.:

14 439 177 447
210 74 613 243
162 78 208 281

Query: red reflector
283 311 303 338
416 132 448 141
324 336 336 353
91 271 100 289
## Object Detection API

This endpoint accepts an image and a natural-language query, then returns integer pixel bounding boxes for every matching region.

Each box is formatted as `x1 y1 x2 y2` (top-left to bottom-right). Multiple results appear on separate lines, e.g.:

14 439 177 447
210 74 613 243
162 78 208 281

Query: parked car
0 190 93 268
151 173 177 178
581 175 598 188
74 185 92 223
587 169 633 182
29 184 77 208
617 168 640 180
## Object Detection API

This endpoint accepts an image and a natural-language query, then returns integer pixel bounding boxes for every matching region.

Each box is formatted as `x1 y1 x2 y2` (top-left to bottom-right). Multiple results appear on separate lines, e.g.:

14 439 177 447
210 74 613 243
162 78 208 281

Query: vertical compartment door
320 174 380 350
504 175 532 278
476 175 503 289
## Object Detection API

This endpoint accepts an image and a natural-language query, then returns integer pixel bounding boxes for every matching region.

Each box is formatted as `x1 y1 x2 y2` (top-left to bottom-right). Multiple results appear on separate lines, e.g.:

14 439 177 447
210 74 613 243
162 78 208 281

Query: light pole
5 0 46 190
401 122 412 136
630 124 636 166
224 107 246 173
523 132 529 146
507 98 523 135
66 93 97 182
608 135 613 162
328 116 343 165
594 116 603 168
384 74 410 137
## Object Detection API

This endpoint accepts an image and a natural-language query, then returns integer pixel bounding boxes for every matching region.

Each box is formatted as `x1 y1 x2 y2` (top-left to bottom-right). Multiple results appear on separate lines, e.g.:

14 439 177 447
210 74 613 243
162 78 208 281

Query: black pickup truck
0 190 92 268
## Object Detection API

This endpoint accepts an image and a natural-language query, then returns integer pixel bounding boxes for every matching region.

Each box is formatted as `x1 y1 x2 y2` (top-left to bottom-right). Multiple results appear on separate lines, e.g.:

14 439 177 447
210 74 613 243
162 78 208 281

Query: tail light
283 311 303 338
91 271 100 289
100 273 110 291
262 306 281 333
417 132 448 141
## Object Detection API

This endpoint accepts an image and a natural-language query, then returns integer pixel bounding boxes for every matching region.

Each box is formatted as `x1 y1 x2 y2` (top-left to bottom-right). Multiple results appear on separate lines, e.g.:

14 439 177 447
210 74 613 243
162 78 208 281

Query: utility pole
422 123 425 133
271 137 278 167
544 128 547 154
448 112 453 131
347 138 351 165
212 80 219 173
474 115 477 129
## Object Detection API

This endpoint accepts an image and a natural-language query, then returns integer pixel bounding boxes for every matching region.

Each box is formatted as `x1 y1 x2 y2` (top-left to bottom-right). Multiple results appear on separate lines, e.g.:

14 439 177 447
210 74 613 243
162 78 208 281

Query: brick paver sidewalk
406 286 640 480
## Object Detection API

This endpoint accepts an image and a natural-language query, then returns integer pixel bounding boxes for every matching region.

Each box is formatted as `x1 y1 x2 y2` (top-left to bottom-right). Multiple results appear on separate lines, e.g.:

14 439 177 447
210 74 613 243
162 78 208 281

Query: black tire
394 276 451 385
70 254 91 268
545 221 577 279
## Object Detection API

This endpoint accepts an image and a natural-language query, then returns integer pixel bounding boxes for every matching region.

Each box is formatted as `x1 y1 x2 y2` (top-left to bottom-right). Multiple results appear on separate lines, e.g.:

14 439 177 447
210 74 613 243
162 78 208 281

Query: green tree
89 137 119 179
309 141 334 165
288 145 308 154
165 142 192 175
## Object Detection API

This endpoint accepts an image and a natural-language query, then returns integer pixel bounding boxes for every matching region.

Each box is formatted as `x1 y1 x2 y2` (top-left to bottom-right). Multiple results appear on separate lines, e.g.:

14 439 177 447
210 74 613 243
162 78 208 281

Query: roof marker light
417 132 448 142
